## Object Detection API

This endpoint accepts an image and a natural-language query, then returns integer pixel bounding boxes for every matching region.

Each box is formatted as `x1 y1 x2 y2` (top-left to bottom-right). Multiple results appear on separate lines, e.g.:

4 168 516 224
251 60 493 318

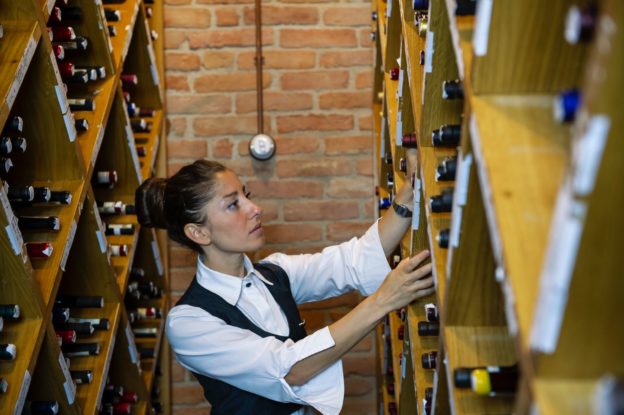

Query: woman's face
201 170 265 254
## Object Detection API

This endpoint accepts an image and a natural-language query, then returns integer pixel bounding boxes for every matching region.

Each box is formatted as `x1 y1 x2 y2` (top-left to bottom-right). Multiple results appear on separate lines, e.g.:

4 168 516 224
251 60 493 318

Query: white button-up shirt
167 221 391 415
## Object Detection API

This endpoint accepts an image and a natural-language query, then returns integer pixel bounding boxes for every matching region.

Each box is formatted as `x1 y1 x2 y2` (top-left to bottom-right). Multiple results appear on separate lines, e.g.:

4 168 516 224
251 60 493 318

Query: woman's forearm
284 293 390 386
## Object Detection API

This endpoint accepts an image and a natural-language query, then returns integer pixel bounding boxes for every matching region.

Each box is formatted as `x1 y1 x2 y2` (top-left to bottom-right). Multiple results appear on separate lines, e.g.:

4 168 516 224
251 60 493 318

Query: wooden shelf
533 378 596 415
470 94 569 350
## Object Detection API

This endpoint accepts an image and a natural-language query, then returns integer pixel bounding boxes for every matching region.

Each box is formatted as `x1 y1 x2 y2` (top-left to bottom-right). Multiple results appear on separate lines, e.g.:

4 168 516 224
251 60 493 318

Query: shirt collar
195 254 274 306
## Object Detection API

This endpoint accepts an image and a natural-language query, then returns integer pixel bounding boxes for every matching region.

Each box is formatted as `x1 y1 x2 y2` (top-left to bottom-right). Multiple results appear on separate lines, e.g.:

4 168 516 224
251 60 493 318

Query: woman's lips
250 224 263 234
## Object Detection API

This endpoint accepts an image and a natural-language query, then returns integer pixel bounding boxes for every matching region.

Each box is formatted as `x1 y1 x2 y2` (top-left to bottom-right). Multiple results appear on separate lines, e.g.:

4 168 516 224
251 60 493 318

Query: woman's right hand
373 250 435 313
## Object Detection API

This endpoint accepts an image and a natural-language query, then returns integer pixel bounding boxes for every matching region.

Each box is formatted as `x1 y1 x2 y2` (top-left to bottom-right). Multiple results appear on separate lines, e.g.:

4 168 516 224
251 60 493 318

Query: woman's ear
184 223 211 246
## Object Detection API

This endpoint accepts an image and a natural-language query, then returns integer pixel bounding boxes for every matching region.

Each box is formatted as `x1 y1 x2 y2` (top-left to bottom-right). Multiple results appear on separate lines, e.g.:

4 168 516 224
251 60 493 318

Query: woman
136 156 434 415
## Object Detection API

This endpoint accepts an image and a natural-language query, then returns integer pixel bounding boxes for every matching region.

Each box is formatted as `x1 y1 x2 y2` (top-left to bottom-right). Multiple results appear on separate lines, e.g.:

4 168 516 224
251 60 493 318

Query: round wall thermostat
249 133 276 160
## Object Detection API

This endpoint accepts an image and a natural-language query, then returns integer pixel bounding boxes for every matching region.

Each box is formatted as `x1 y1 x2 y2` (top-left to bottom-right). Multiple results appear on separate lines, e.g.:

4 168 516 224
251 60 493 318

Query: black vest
175 262 307 415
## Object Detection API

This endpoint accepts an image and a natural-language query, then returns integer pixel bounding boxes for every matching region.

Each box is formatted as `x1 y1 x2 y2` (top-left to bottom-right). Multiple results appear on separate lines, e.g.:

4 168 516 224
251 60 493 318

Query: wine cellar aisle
373 0 624 414
0 0 170 414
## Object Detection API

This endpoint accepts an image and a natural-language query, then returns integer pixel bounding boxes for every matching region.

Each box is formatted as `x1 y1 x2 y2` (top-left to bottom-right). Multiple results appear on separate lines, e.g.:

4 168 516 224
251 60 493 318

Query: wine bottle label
96 170 118 185
0 304 20 320
98 201 124 214
133 327 158 337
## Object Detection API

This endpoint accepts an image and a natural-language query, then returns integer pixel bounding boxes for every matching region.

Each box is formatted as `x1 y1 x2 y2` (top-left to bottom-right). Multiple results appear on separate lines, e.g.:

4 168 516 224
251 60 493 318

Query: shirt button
245 282 252 288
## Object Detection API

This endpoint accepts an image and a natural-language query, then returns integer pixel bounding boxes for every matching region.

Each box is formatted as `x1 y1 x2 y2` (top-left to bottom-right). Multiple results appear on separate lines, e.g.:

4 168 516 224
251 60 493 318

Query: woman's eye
227 200 239 209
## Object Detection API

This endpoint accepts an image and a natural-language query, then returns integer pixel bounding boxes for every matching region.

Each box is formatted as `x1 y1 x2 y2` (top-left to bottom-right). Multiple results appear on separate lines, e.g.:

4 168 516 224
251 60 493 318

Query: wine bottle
98 201 135 215
0 157 13 178
75 118 89 132
33 187 52 203
397 324 404 340
52 36 88 51
413 0 429 11
23 400 59 415
110 244 128 256
455 0 477 15
102 0 128 3
389 67 400 81
417 321 439 336
436 156 457 181
442 79 463 100
437 228 450 248
95 170 118 188
121 391 138 403
565 5 597 44
554 89 581 123
53 44 65 60
50 190 72 204
4 116 23 133
417 15 428 37
421 351 437 369
136 146 146 157
71 370 93 384
108 25 117 37
101 402 131 415
0 378 7 394
26 242 54 259
424 303 438 322
0 343 16 360
56 295 104 308
146 6 153 18
378 197 391 210
121 73 138 86
104 9 121 21
0 317 3 332
432 124 461 147
387 172 394 188
7 185 34 202
430 188 453 213
105 223 134 235
130 267 145 278
49 26 76 41
52 306 70 323
11 136 27 153
0 304 20 320
47 6 63 25
401 132 417 148
387 381 395 395
55 329 77 344
54 322 94 336
0 136 12 155
140 347 155 359
18 216 61 231
61 342 100 357
58 6 83 21
68 98 95 111
139 108 155 118
133 327 158 338
68 317 110 331
454 363 518 396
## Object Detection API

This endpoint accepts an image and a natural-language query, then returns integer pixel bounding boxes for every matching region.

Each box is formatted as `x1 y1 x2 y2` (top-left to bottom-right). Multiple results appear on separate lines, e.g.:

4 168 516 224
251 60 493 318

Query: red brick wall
163 0 377 413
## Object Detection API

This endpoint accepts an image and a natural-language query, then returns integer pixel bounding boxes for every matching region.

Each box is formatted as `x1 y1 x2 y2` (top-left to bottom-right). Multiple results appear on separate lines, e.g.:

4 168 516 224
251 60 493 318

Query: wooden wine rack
373 0 624 413
0 0 170 413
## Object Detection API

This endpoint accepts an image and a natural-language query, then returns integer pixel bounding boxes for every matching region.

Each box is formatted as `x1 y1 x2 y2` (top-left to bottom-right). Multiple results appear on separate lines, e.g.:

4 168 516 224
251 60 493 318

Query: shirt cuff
357 220 392 296
278 327 344 414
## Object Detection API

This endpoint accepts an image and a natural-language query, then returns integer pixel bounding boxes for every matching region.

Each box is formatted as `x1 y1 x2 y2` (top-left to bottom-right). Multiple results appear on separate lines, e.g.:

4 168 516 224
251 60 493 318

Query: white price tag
58 352 76 404
96 230 107 254
400 352 407 379
412 179 421 230
396 109 403 147
397 69 404 99
151 240 164 276
424 32 434 74
2 187 24 255
13 370 31 415
125 324 139 364
531 182 587 353
91 124 105 167
54 85 69 115
572 115 610 196
63 112 77 143
473 0 493 56
148 45 160 86
61 219 77 271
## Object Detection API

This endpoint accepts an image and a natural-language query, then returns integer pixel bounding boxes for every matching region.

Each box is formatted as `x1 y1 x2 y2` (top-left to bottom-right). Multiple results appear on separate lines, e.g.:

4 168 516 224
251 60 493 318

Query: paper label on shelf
397 69 404 99
96 230 107 254
91 124 105 167
531 183 587 353
2 188 24 255
7 37 36 110
61 219 77 271
572 115 610 196
54 84 69 115
148 44 160 86
456 153 472 206
151 240 164 276
450 206 462 249
150 63 160 86
473 0 493 56
424 32 434 73
412 179 421 230
13 370 30 415
59 352 76 404
126 324 139 364
386 0 392 18
126 125 143 182
395 110 403 147
400 352 406 379
63 112 77 143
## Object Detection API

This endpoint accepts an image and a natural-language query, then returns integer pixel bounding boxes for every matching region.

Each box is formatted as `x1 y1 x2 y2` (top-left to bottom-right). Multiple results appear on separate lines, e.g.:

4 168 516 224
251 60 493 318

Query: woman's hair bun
135 177 168 229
